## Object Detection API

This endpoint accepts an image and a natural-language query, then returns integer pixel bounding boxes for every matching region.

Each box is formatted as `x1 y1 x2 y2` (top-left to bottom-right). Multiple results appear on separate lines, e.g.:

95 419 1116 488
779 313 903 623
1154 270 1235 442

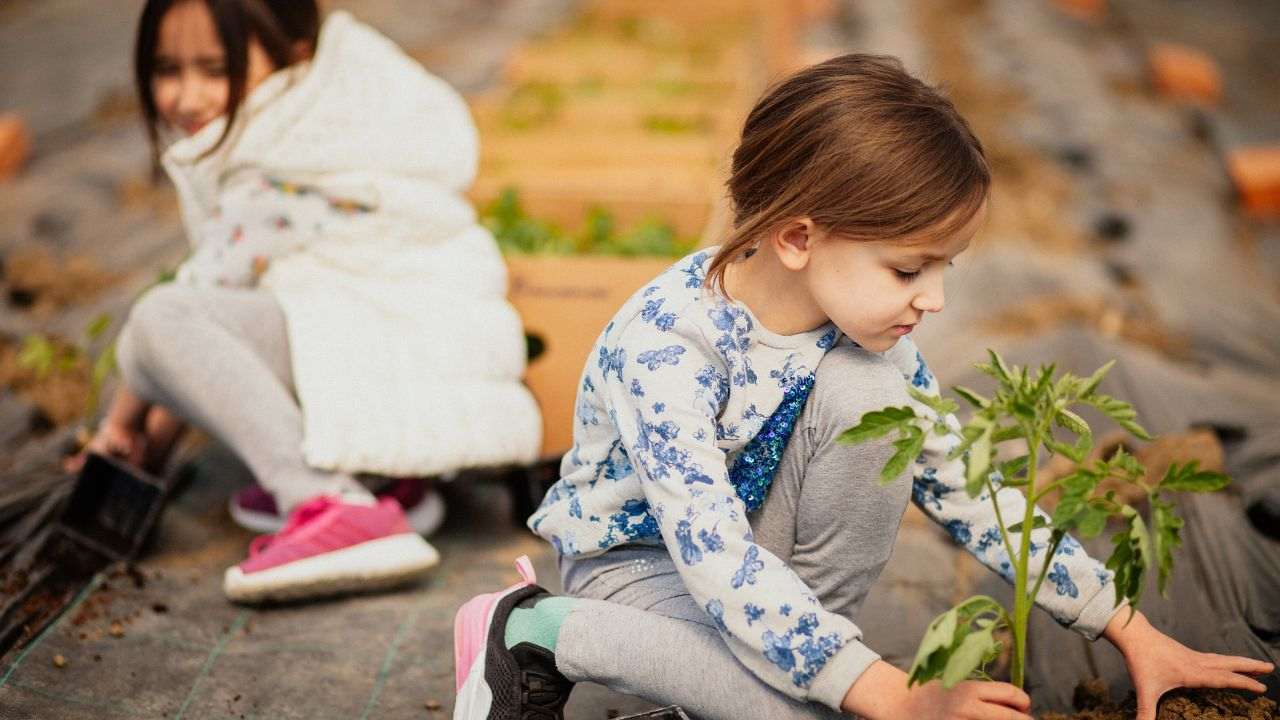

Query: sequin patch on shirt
728 373 815 511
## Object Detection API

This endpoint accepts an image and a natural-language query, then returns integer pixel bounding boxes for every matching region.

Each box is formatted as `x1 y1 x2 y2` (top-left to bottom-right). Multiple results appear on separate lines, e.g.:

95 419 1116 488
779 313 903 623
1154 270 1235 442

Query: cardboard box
506 254 676 456
1148 43 1221 106
1226 145 1280 218
0 114 30 181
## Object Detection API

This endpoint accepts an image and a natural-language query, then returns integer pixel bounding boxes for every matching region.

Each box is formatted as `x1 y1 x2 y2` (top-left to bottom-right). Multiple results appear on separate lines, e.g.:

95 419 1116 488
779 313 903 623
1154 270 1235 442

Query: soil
1041 679 1277 719
1 244 116 315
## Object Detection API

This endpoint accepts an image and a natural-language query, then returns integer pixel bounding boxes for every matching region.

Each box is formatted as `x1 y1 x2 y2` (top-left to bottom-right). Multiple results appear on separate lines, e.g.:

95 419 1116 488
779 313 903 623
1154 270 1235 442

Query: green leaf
1158 462 1230 493
1032 363 1056 401
1075 504 1110 539
998 455 1030 482
1007 515 1048 534
1106 508 1152 610
1079 359 1116 398
908 386 958 417
1045 436 1088 463
1082 394 1152 441
17 335 56 379
964 424 993 497
84 313 112 342
908 607 959 686
947 423 987 461
837 406 916 445
952 385 990 409
1054 406 1088 434
941 626 997 688
884 425 926 485
991 425 1025 443
976 349 1013 385
1151 496 1183 596
1051 495 1086 529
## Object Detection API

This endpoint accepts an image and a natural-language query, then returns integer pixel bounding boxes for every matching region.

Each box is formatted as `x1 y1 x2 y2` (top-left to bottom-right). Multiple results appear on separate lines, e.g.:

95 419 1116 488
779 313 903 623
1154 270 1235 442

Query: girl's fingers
974 704 1032 720
1201 653 1275 676
976 683 1031 711
1208 671 1268 693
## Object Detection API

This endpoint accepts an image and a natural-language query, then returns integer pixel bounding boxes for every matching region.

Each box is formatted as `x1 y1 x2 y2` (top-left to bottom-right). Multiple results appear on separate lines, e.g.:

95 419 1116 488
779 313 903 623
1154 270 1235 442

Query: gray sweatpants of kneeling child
114 283 371 512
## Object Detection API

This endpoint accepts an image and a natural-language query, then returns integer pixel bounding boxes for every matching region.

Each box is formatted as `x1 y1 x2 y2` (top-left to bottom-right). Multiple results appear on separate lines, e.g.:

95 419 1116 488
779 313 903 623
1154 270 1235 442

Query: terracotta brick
0 114 31 181
1052 0 1106 22
1226 145 1280 218
1148 42 1222 106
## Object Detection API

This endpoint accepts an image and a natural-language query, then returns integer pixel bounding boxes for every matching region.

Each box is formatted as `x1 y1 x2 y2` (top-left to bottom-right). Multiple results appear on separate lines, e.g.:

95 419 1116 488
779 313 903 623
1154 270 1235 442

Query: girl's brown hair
134 0 319 166
705 53 990 295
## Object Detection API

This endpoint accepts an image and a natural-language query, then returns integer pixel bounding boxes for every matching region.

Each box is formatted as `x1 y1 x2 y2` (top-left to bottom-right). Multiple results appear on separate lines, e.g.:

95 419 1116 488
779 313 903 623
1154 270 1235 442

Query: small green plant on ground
481 186 696 257
839 351 1229 689
16 312 117 423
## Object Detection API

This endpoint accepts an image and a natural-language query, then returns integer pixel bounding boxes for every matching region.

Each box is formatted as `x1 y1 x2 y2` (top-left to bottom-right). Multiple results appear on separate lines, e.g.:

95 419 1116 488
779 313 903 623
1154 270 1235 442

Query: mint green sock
504 596 576 652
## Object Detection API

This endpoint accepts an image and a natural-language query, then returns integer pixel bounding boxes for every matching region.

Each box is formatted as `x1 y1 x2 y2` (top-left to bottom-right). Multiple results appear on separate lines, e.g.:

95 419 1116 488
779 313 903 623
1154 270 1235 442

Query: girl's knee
806 343 912 439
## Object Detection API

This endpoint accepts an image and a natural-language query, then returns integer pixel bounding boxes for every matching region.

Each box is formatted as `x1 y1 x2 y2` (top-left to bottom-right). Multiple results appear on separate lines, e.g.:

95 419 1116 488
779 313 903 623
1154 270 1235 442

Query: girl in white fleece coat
82 0 541 603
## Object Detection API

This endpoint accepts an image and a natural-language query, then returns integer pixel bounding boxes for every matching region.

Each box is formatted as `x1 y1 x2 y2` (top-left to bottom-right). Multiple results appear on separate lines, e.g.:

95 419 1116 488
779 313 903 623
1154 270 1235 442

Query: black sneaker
454 557 575 719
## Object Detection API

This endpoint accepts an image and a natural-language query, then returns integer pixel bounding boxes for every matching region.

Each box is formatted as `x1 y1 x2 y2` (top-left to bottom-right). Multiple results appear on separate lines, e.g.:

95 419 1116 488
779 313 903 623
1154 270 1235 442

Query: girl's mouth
890 324 915 336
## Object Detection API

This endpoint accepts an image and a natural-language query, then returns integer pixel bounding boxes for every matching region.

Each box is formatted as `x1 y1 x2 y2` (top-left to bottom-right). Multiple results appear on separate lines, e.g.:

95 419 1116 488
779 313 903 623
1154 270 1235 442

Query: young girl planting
453 54 1272 720
75 0 541 602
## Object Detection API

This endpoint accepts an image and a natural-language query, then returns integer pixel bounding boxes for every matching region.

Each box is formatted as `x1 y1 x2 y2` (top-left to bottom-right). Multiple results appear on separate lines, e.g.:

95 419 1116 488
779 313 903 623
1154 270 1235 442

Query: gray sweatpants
556 344 911 719
114 283 370 511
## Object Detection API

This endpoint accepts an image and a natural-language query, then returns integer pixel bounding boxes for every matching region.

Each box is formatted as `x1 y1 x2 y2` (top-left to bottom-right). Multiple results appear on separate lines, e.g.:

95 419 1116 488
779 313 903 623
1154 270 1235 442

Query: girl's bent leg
556 547 842 720
115 283 368 511
750 341 914 620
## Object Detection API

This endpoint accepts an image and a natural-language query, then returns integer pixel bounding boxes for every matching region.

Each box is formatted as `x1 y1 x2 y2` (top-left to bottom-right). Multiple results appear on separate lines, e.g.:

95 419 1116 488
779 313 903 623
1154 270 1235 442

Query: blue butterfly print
675 519 703 566
699 527 725 553
974 526 1002 553
636 345 686 371
630 379 645 397
944 519 972 545
598 345 626 382
1047 563 1078 598
762 630 796 672
705 599 730 635
816 328 838 349
744 603 765 626
779 603 792 617
731 545 765 589
911 351 934 389
682 252 708 288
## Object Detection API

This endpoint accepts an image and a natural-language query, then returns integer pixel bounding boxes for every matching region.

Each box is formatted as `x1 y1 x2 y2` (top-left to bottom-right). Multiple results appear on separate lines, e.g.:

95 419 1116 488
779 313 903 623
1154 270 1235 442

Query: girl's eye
894 268 920 281
154 62 179 77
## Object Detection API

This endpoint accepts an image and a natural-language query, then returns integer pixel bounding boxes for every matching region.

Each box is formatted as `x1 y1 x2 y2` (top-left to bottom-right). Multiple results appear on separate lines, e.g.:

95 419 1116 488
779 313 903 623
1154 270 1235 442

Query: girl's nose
175 74 204 114
912 273 945 313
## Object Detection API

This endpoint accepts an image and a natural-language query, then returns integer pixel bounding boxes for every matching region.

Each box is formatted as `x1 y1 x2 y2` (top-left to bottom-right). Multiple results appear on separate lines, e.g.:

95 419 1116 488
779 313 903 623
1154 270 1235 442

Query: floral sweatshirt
529 250 1124 709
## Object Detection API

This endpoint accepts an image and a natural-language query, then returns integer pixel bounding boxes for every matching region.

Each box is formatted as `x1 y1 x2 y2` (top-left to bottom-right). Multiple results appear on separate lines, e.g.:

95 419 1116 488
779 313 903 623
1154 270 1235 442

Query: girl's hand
843 660 1033 720
1103 609 1275 720
64 420 145 473
902 679 1034 720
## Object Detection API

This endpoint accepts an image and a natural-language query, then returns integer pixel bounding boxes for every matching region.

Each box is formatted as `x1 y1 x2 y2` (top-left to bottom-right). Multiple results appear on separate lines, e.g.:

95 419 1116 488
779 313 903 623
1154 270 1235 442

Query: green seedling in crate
839 350 1229 689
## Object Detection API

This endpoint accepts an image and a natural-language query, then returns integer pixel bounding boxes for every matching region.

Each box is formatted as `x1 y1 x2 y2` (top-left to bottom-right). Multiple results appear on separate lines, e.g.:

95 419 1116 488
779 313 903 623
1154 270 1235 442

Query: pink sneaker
222 495 440 603
228 478 446 536
454 556 573 719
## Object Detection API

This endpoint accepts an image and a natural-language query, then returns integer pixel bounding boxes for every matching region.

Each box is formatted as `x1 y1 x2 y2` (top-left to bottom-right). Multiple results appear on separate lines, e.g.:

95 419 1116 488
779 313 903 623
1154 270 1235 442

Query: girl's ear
771 218 818 271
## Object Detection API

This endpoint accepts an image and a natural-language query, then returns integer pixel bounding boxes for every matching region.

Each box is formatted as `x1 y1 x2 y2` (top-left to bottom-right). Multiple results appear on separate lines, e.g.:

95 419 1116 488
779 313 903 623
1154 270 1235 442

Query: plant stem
1010 439 1039 689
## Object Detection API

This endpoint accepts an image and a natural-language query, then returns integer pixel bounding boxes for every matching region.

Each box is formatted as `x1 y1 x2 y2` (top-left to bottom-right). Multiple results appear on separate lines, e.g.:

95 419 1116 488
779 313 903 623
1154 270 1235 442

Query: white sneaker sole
223 533 440 603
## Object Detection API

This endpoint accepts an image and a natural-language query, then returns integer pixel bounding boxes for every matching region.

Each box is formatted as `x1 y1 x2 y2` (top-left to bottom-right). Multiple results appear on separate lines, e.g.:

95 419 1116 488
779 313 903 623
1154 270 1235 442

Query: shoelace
520 667 572 720
247 495 338 557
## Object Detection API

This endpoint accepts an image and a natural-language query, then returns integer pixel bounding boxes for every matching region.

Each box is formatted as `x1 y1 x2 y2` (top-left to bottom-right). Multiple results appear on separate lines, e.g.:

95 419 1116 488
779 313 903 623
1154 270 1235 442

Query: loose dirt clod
424 698 442 711
108 621 124 638
52 654 66 668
